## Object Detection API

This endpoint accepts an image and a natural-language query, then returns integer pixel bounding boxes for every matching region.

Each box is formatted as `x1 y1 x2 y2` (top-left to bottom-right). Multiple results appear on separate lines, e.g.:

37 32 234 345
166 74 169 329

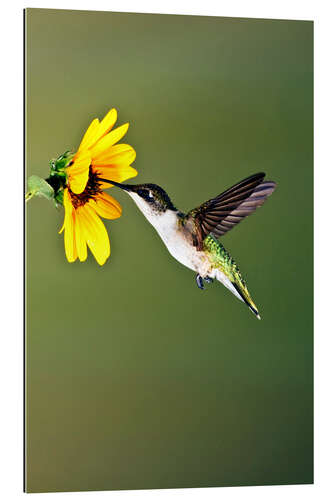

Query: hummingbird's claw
204 276 213 283
196 274 205 290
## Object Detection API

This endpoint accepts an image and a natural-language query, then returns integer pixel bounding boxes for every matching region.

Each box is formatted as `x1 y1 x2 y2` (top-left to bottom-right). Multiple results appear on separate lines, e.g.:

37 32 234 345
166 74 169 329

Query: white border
1 1 332 499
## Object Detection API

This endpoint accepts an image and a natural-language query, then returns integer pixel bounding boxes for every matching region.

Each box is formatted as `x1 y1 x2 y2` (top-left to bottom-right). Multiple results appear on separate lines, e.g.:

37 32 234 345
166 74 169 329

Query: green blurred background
25 9 313 493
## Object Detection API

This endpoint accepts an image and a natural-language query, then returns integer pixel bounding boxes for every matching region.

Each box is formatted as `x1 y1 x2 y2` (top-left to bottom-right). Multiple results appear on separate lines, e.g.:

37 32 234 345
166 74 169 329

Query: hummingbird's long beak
98 178 132 191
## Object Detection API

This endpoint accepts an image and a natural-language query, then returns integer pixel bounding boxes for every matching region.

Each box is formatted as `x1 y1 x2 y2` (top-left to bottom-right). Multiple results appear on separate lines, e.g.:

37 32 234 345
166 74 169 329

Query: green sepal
54 189 64 208
50 150 74 174
26 175 55 202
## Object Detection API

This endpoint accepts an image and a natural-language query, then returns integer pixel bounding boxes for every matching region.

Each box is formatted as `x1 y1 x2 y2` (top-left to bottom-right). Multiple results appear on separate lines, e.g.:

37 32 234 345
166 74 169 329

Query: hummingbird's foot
204 276 213 283
196 274 205 290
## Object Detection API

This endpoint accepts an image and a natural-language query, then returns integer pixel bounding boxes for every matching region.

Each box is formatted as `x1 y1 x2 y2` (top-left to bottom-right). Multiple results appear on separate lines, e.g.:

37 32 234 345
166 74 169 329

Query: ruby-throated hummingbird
100 173 276 319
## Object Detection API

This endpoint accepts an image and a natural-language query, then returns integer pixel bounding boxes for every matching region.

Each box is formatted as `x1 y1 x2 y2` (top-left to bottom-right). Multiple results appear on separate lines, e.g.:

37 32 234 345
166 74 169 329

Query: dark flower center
69 167 102 209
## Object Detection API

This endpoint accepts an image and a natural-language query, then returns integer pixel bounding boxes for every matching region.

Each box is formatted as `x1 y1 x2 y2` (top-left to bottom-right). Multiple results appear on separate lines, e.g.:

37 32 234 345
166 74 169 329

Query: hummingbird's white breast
127 192 211 275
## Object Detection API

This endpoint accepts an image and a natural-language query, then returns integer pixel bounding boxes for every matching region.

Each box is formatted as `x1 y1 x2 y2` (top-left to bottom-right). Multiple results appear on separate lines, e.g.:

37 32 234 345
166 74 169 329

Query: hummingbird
100 173 276 319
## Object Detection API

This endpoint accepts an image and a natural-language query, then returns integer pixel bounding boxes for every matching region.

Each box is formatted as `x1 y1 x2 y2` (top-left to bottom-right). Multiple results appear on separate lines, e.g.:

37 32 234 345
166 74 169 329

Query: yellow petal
96 165 138 189
93 108 118 144
59 188 72 234
75 208 88 262
92 144 136 166
78 118 100 152
68 150 91 194
88 192 122 220
62 189 77 262
78 109 118 152
90 123 129 159
81 204 110 265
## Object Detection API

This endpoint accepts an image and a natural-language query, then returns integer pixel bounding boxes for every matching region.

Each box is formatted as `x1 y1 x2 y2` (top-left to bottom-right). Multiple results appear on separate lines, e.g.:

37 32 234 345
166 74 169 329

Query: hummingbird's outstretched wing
187 173 276 248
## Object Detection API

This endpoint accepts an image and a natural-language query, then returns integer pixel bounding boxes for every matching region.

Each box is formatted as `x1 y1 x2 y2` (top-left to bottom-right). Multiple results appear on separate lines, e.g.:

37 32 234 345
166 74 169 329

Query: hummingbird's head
127 183 177 213
100 179 177 219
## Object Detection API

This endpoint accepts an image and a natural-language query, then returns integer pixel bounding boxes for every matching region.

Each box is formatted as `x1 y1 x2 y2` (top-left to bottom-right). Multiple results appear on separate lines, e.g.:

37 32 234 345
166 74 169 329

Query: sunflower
58 108 137 265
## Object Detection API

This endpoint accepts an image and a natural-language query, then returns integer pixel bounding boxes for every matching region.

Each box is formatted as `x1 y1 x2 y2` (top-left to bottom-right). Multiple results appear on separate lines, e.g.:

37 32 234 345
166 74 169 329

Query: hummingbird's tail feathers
215 269 243 300
215 269 260 319
205 237 261 319
232 281 261 320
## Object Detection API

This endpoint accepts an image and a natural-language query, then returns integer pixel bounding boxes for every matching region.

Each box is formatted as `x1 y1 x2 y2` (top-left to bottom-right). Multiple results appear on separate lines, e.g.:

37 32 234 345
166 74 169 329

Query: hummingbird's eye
137 189 154 202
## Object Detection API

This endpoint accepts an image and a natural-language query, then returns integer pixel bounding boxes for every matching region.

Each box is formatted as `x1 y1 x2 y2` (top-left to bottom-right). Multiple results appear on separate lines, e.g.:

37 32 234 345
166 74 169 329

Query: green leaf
26 175 55 202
